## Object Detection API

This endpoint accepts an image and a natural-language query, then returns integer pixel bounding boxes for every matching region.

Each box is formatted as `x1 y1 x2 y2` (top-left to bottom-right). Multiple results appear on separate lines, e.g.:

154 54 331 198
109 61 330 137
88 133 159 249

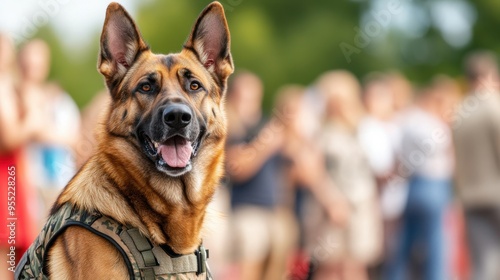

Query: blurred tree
134 0 366 109
467 1 500 55
29 0 500 110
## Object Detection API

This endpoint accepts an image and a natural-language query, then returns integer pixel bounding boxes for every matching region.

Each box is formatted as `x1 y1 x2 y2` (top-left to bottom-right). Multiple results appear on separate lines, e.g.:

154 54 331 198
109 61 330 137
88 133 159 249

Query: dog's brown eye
141 83 151 92
190 81 201 91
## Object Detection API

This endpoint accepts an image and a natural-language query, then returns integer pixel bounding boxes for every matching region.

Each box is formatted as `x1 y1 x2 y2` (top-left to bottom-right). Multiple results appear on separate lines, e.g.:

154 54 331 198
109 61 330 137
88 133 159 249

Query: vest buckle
194 244 209 275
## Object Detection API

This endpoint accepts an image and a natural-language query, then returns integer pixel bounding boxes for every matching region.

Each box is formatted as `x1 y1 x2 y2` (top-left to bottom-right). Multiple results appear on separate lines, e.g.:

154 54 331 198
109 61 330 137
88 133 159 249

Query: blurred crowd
1 32 500 280
0 35 80 280
212 51 500 280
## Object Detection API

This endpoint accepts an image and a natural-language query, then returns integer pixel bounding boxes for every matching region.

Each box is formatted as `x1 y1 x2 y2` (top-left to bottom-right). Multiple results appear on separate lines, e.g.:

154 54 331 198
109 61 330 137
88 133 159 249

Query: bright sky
369 0 476 48
0 0 149 50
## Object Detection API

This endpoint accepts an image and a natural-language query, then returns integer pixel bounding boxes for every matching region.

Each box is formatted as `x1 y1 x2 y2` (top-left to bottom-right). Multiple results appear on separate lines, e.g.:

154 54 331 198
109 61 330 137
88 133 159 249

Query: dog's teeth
192 142 199 156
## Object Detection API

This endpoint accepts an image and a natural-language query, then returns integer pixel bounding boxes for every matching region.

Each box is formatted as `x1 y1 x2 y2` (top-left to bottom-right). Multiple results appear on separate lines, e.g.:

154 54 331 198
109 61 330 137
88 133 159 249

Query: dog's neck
55 135 223 254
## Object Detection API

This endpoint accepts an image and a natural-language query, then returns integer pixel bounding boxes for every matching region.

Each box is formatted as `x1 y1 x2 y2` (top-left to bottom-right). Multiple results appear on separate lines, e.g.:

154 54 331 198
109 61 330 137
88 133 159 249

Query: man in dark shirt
225 72 295 280
228 120 281 209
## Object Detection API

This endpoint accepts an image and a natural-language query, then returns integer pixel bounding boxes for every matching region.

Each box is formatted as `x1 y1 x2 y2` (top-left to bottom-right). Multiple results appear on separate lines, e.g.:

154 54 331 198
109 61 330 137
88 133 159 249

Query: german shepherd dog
17 1 233 279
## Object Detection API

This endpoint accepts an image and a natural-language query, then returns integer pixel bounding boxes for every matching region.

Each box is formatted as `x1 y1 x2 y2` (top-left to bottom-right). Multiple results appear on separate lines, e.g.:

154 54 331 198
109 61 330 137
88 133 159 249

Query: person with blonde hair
17 39 81 156
17 39 80 228
306 70 382 280
0 34 40 280
386 71 413 113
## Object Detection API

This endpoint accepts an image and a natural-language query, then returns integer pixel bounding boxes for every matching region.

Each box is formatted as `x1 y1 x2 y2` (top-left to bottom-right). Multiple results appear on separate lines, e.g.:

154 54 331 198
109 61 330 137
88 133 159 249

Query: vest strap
14 250 29 280
142 267 155 280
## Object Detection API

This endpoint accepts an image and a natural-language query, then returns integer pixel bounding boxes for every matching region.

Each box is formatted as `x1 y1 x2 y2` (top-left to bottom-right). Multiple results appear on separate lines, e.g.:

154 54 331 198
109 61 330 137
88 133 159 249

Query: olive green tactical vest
15 203 210 280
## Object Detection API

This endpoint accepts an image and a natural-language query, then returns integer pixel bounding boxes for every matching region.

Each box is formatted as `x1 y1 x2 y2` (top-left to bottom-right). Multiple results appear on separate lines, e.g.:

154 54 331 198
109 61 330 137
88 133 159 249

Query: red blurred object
288 250 311 280
0 150 38 259
446 203 471 280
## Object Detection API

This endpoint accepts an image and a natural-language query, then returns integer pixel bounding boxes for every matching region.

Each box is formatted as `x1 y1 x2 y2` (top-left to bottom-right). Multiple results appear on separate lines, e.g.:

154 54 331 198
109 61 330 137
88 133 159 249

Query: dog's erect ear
98 2 148 93
184 2 234 88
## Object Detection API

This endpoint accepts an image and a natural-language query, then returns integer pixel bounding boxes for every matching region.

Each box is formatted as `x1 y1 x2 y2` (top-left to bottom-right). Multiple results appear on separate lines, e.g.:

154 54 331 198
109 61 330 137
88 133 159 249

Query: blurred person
358 73 402 196
382 72 415 222
387 71 414 114
0 35 42 151
358 73 404 278
306 70 382 280
203 183 233 280
225 72 297 280
274 86 313 280
0 33 39 280
17 39 80 222
275 86 350 280
386 77 459 280
454 51 500 280
432 77 467 280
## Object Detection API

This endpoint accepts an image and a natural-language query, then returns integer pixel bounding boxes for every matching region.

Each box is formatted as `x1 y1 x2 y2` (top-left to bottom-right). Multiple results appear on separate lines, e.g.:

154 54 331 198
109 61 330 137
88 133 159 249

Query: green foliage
31 0 500 110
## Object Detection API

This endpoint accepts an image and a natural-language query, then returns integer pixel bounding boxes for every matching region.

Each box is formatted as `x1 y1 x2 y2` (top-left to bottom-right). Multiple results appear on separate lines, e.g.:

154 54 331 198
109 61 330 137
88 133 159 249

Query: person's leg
385 208 417 280
422 180 450 280
385 179 421 280
312 262 342 280
492 208 500 280
263 208 298 280
342 258 368 280
465 208 500 280
232 206 271 280
465 209 486 280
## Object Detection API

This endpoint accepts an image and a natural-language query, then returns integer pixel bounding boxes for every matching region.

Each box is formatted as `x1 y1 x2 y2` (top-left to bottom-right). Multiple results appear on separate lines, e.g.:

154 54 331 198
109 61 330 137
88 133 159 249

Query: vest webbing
15 203 210 280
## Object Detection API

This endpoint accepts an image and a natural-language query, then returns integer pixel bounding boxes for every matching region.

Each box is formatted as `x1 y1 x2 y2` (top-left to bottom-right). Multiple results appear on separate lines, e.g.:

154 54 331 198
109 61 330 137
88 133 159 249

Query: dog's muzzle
138 103 205 177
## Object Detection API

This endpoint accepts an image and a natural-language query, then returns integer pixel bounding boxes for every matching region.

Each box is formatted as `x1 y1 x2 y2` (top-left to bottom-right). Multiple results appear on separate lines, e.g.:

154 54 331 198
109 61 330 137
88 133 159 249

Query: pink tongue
158 137 193 168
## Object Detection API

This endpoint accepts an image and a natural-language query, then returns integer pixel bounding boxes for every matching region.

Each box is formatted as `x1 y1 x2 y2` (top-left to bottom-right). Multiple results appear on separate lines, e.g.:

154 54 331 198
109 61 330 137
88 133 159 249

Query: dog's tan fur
45 2 233 278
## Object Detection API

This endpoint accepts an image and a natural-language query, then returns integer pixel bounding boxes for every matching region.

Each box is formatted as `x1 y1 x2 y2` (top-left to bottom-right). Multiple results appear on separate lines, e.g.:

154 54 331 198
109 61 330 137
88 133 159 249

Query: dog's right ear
98 2 148 96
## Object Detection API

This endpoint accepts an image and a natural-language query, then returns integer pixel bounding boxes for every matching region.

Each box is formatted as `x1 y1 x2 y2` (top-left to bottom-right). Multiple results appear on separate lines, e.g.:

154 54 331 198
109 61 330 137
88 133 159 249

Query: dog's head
98 2 233 177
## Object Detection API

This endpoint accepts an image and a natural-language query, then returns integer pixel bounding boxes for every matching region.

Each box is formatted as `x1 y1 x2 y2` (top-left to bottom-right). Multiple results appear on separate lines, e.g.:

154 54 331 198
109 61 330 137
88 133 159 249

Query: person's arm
310 176 350 227
490 99 500 166
0 86 22 151
226 119 284 182
291 144 350 226
35 92 81 148
0 85 38 152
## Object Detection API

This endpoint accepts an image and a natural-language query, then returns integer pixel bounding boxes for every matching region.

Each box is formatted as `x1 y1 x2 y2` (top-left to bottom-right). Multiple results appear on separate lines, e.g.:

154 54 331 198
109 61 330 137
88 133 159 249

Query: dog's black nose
163 104 192 129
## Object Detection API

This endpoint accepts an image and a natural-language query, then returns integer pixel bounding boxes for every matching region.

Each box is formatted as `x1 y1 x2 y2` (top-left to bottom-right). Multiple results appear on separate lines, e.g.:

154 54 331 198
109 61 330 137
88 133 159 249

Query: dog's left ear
184 2 234 88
